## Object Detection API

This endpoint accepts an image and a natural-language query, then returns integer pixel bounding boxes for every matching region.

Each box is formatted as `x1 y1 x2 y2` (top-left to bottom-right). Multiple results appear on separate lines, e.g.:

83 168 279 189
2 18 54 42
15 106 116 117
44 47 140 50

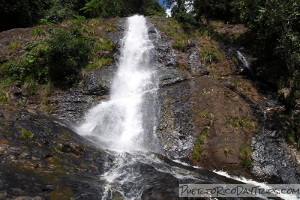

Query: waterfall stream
77 15 161 153
77 15 166 199
236 50 252 74
75 15 297 200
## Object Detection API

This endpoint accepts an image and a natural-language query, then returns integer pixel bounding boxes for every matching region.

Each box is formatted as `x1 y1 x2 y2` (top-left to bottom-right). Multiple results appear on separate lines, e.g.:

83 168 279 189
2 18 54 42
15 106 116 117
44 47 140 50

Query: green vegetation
0 93 8 105
22 80 40 96
223 147 232 156
0 0 45 31
228 117 254 130
7 41 22 55
0 26 98 89
0 0 165 31
200 48 222 64
20 129 34 139
197 110 212 118
152 17 190 52
166 0 299 103
31 26 46 37
2 42 49 84
193 0 235 23
56 143 63 151
230 79 252 93
86 58 113 71
171 0 196 31
82 0 165 18
192 129 209 160
62 18 116 71
46 28 93 87
238 146 252 168
287 132 297 145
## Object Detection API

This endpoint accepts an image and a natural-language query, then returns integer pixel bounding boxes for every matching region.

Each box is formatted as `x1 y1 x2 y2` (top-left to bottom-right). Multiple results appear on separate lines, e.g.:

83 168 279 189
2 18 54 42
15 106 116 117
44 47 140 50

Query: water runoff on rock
76 15 297 200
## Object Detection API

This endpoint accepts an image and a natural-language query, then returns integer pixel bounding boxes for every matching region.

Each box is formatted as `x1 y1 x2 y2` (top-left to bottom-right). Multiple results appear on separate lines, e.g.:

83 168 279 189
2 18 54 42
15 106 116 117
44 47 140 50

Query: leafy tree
82 0 164 18
0 0 45 31
193 0 234 23
0 0 87 30
232 0 299 71
42 0 87 23
171 0 196 30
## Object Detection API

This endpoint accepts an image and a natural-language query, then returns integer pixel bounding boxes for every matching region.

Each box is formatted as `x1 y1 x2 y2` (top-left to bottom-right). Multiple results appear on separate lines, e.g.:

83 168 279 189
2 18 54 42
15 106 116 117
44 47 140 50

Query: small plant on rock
20 129 34 139
238 146 252 168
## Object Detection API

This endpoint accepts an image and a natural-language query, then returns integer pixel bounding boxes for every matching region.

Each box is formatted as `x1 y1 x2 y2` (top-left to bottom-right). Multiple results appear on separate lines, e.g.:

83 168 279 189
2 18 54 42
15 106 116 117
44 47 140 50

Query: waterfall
77 15 160 153
237 50 252 74
75 15 297 200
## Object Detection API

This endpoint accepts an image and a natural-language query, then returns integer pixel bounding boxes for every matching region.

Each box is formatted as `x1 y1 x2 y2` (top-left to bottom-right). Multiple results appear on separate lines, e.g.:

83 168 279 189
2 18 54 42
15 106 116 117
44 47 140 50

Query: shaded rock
221 45 254 75
294 99 300 114
13 196 43 200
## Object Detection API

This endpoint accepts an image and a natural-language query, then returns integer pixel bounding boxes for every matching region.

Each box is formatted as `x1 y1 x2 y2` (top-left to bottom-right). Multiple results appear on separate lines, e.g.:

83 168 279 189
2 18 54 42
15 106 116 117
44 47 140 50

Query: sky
158 0 167 8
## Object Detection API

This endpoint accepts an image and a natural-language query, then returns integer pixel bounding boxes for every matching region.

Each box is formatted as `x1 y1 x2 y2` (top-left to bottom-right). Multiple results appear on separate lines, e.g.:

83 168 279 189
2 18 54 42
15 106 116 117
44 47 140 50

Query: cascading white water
237 50 252 74
77 15 160 152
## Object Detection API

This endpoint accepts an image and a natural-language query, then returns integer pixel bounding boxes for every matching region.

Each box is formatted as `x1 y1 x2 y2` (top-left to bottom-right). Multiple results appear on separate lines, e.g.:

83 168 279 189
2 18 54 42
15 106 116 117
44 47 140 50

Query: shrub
42 0 87 24
20 129 34 139
200 49 222 64
1 42 49 84
0 93 8 105
46 28 93 87
228 117 254 130
1 28 93 89
192 129 209 160
238 146 252 168
31 26 47 37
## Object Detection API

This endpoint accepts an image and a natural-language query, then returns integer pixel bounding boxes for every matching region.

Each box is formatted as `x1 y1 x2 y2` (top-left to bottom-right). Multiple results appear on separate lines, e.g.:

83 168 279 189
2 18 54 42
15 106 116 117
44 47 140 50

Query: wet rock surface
157 80 195 159
0 106 254 200
252 108 300 183
157 76 258 178
151 14 300 181
148 24 192 87
50 63 117 123
0 106 110 200
149 17 256 176
188 44 208 76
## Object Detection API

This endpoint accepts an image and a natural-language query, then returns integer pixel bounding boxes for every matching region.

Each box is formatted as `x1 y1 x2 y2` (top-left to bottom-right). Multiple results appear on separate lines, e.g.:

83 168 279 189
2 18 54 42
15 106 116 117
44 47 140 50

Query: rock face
0 106 112 200
148 17 256 177
148 16 300 182
0 106 250 200
252 106 300 183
